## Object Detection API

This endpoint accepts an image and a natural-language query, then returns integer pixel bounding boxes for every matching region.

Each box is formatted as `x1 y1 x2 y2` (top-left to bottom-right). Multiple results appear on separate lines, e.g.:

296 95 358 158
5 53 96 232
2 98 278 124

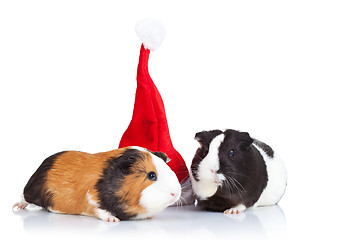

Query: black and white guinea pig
13 147 181 221
190 129 287 214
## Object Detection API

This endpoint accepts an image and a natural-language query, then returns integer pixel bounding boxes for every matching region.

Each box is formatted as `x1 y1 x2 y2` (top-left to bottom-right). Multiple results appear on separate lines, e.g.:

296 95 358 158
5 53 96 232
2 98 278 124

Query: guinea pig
190 129 287 214
13 146 181 221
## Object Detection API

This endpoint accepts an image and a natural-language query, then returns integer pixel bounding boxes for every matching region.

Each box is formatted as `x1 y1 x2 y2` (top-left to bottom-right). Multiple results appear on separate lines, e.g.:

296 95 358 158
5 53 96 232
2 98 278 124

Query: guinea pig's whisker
226 171 249 179
229 181 240 198
174 196 185 209
222 178 236 197
227 177 239 195
179 196 186 207
229 176 246 192
181 180 191 186
183 185 192 190
224 180 234 196
225 176 245 199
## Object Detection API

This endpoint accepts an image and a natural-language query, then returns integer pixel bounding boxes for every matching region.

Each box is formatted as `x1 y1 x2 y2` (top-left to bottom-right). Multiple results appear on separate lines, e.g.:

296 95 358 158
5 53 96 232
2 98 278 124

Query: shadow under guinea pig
14 204 287 239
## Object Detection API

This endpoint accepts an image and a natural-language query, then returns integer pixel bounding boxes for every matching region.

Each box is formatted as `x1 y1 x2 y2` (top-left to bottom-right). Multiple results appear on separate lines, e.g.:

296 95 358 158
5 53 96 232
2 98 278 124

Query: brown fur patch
116 151 157 215
45 148 128 216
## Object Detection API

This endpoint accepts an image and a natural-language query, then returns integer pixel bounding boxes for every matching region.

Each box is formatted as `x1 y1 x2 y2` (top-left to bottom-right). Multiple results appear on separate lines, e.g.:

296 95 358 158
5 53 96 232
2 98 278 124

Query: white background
1 1 359 239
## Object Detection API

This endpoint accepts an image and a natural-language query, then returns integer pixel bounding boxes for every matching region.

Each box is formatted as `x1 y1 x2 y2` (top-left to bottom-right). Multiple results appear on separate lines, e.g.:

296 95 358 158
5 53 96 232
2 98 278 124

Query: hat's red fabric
119 44 189 184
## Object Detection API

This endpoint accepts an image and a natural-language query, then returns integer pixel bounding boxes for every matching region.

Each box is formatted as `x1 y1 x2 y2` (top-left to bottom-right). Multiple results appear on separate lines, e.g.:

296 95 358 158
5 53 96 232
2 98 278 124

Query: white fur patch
130 146 147 152
95 208 119 222
224 204 246 214
253 145 287 207
86 191 99 207
48 207 63 214
191 134 225 200
136 152 181 219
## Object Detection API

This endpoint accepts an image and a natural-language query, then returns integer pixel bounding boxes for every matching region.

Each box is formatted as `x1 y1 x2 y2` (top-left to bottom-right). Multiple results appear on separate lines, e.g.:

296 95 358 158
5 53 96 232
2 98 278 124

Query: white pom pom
135 18 166 51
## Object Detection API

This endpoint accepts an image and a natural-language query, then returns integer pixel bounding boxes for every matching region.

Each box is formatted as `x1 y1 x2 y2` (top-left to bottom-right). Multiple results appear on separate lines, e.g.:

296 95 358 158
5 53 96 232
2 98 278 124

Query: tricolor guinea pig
13 147 181 221
190 129 287 214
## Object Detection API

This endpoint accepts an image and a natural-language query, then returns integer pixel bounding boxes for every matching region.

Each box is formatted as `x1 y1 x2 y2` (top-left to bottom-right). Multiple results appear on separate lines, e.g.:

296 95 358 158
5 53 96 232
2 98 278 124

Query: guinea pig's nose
170 191 180 201
170 192 179 198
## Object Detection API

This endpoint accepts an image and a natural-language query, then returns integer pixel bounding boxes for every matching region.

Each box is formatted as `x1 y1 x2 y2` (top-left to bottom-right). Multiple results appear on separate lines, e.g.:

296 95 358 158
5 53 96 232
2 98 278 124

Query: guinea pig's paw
12 201 28 212
224 204 246 215
95 208 120 222
106 216 120 222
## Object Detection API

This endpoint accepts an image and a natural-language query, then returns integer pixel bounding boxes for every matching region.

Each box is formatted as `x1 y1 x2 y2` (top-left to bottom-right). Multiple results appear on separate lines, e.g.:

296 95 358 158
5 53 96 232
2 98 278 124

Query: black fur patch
191 130 223 181
253 139 274 158
95 148 142 220
23 151 67 209
150 151 169 163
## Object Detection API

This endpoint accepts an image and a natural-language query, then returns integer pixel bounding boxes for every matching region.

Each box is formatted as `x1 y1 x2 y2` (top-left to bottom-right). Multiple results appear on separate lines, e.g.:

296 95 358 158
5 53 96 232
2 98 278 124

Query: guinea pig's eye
229 149 235 157
147 171 157 181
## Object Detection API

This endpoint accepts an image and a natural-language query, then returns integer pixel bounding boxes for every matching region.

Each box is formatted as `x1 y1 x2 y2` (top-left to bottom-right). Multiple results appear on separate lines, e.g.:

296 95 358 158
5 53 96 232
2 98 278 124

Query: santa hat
119 19 189 184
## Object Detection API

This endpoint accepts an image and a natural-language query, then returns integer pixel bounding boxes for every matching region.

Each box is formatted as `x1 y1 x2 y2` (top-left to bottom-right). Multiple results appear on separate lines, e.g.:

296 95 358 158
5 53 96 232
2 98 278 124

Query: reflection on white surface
13 204 286 240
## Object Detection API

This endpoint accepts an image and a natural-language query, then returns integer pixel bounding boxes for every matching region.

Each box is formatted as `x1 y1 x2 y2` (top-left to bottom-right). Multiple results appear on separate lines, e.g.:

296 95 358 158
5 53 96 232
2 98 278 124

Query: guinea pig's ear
117 150 140 174
239 132 254 150
195 130 223 147
152 151 171 163
117 158 134 175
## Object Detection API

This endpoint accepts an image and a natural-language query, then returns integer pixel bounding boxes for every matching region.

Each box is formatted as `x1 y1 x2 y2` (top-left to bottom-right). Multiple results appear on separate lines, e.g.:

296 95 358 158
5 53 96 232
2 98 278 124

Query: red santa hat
119 19 189 184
